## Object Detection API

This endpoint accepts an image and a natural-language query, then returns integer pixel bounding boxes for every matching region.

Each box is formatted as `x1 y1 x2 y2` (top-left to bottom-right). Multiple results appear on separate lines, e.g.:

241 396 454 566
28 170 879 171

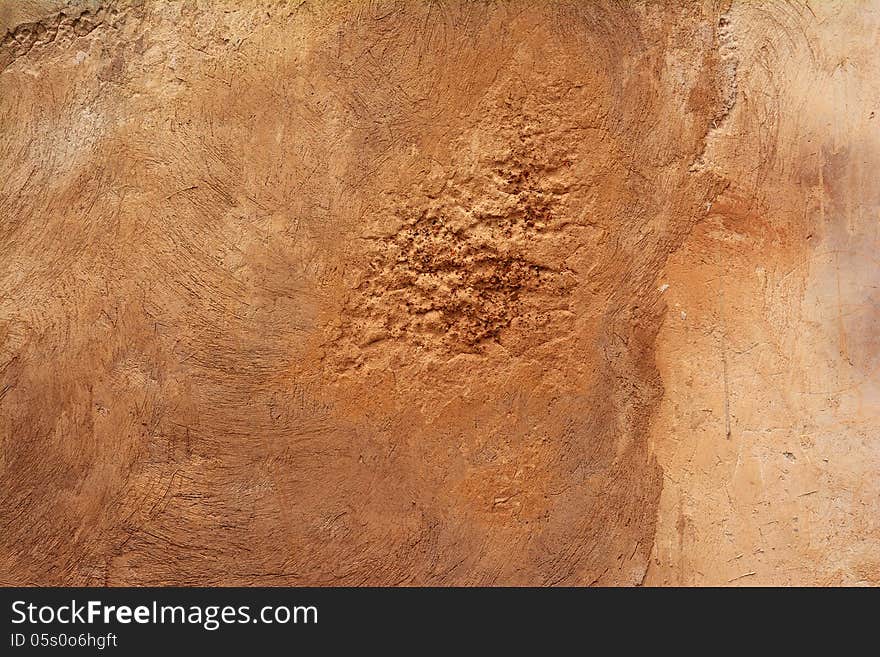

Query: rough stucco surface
646 1 880 586
0 1 876 586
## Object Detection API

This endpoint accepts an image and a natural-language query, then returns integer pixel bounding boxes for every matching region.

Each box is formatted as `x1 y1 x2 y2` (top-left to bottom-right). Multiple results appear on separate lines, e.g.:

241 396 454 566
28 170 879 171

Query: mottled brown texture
646 0 880 586
1 0 876 586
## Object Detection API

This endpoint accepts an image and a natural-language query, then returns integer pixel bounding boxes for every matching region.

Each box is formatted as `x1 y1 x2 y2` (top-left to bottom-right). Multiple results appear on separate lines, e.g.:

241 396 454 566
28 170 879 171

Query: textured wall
646 0 880 585
1 0 877 586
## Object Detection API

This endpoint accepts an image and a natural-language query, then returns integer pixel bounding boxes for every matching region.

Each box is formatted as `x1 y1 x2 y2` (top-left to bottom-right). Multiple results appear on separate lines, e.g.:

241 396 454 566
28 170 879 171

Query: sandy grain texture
0 0 876 586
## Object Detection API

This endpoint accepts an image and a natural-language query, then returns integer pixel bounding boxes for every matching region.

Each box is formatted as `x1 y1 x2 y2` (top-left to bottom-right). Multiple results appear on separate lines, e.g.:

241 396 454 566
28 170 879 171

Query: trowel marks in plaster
3 0 875 586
